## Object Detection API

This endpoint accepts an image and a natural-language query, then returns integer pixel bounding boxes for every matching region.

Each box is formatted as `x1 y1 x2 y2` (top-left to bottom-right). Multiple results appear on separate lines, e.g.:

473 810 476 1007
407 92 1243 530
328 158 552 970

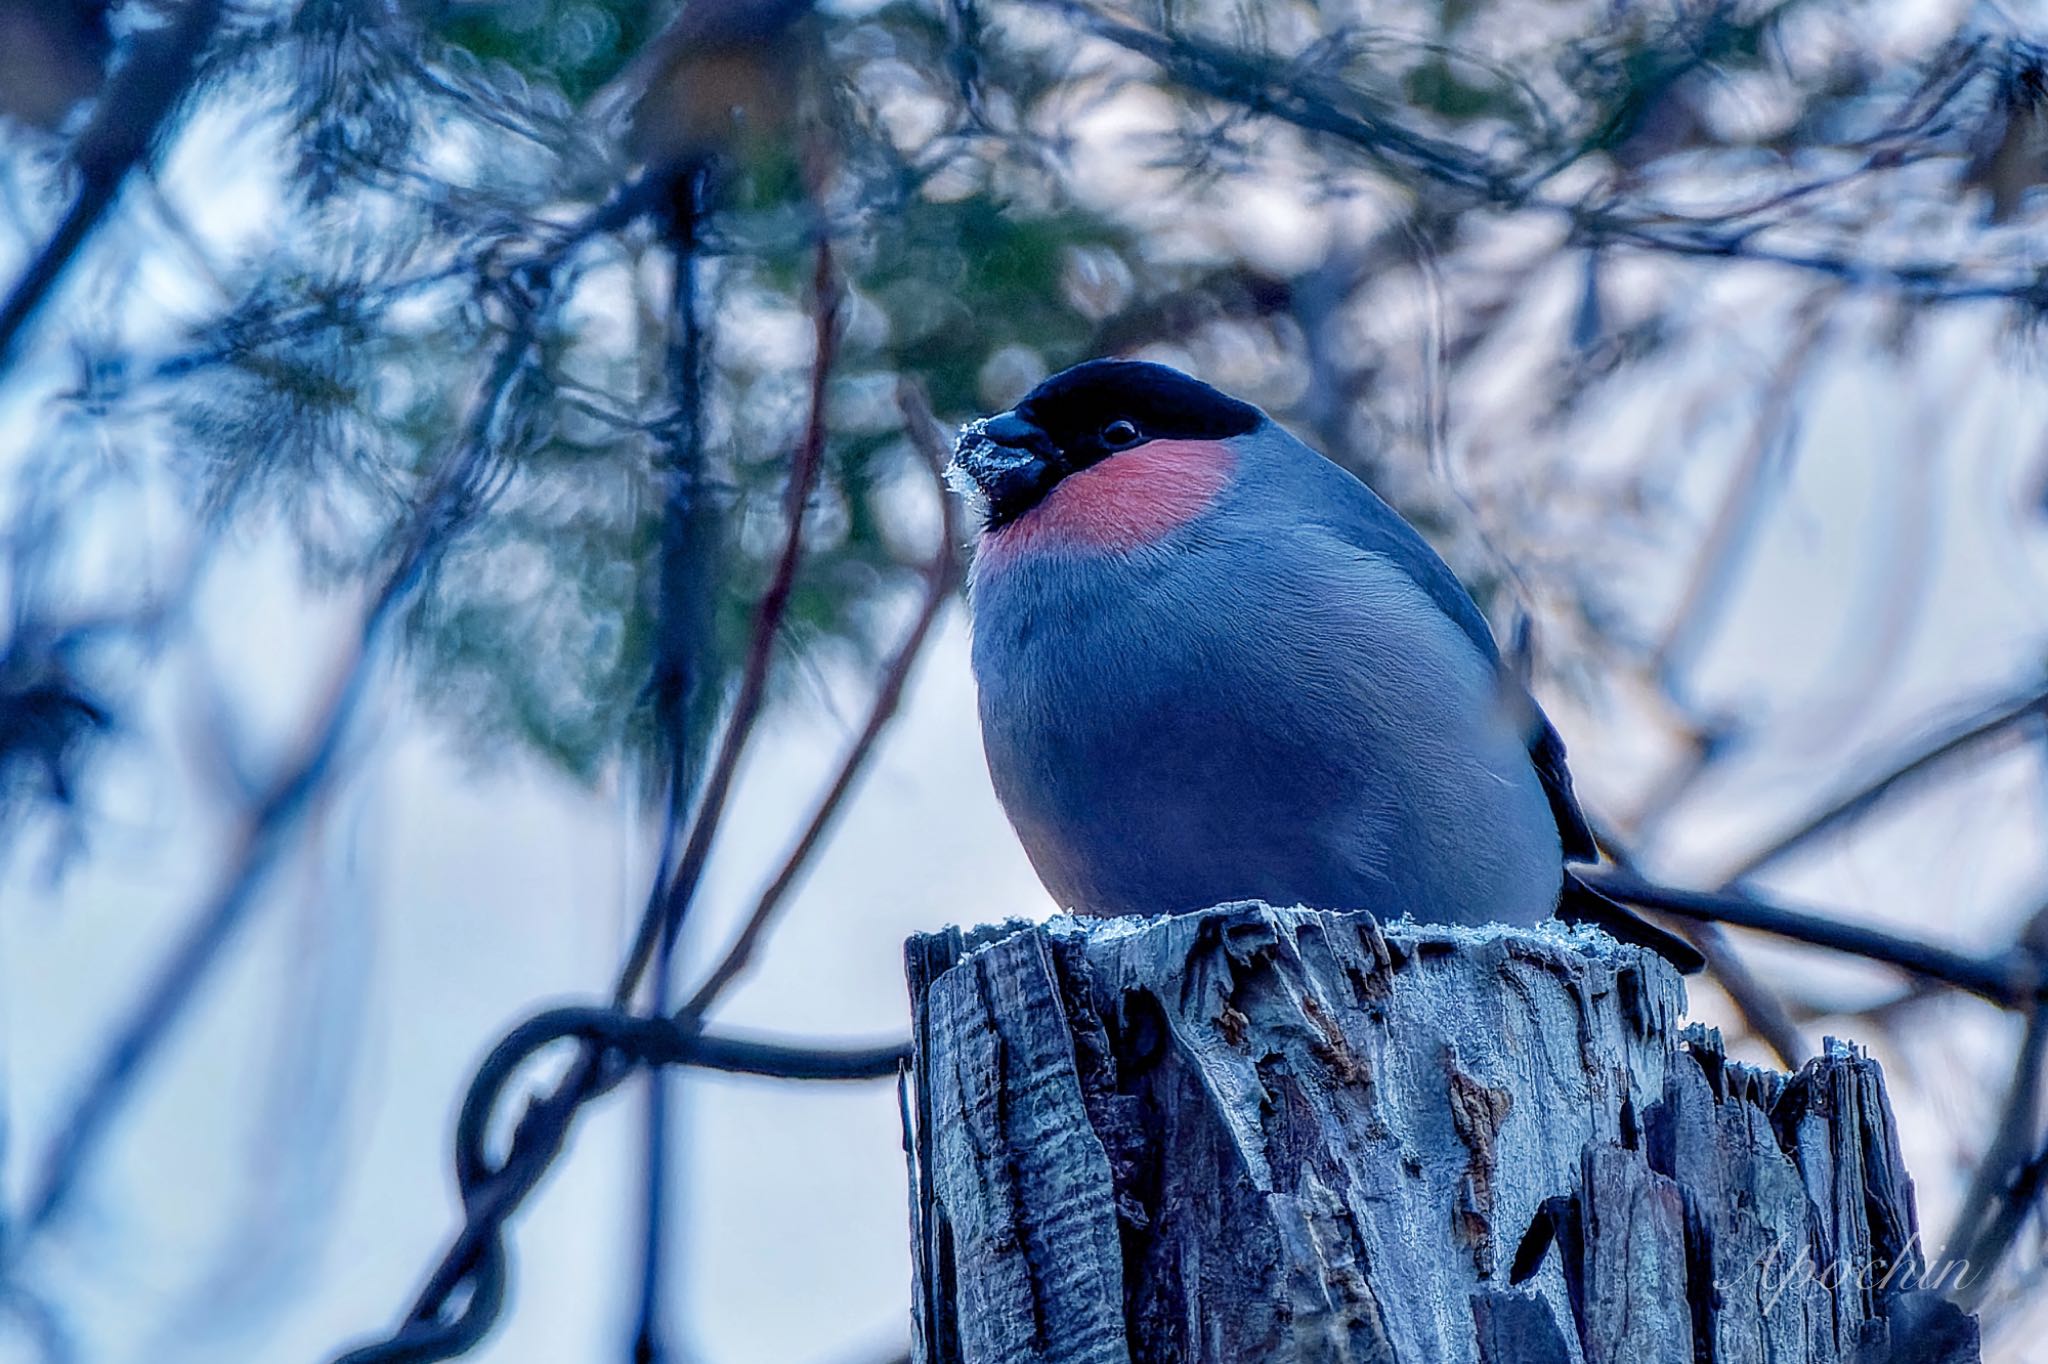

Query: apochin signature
1756 1231 1975 1314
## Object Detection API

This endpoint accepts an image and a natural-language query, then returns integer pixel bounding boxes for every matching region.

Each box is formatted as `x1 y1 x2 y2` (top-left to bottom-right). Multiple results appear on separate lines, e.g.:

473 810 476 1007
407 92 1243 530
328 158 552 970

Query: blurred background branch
2 0 2048 1359
0 0 224 377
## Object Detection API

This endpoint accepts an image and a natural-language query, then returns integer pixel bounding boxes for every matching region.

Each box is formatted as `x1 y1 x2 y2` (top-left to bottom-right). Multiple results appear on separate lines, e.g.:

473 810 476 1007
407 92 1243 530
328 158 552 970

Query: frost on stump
903 904 1981 1364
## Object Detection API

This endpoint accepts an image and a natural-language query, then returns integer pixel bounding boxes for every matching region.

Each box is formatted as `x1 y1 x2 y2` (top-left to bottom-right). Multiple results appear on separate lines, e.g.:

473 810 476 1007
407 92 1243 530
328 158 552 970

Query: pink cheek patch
979 439 1236 567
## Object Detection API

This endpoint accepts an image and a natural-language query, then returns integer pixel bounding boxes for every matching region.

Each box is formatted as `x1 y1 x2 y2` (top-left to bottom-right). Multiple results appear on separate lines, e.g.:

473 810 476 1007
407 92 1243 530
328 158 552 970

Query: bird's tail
1557 871 1708 974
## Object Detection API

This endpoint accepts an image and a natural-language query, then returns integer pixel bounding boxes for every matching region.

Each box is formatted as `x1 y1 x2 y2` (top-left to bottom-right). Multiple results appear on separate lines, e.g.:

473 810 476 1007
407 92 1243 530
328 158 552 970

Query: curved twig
1949 1000 2048 1305
1721 683 2048 883
327 1007 903 1364
338 232 847 1364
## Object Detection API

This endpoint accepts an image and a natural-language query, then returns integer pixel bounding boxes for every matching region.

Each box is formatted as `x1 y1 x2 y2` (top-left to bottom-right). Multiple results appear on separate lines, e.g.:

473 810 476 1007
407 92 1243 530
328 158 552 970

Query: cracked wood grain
905 904 1980 1364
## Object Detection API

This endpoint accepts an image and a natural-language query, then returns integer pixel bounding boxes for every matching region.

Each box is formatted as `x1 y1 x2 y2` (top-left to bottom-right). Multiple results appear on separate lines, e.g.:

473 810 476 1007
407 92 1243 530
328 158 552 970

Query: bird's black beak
949 411 1061 528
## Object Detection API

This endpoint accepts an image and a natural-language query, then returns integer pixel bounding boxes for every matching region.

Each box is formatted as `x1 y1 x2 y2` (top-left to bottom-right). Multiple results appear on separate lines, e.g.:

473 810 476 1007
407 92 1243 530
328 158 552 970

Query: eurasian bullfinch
951 359 1704 972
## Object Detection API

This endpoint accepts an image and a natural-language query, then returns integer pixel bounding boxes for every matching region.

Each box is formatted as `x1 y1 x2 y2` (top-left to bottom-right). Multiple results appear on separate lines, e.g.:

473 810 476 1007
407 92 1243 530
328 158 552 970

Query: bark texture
904 903 1979 1364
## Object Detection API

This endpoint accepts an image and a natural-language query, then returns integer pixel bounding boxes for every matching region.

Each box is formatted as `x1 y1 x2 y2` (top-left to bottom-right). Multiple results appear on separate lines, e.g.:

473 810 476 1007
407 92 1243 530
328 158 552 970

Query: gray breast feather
970 512 1565 926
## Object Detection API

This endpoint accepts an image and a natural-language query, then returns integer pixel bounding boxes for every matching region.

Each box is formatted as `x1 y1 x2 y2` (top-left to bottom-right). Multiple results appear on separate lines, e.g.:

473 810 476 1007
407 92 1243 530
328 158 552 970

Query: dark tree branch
1040 0 1514 199
650 163 717 809
633 160 713 1364
1583 870 2043 1009
1591 822 1809 1067
613 235 843 1007
1955 1133 2048 1312
0 0 226 380
327 1007 905 1364
466 1009 908 1108
132 170 664 404
1039 0 2048 305
332 234 847 1364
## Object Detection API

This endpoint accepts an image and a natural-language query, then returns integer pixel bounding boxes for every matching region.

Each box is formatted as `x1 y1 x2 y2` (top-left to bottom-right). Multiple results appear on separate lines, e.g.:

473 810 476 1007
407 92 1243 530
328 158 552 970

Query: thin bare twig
1677 922 1810 1068
1649 304 1830 692
1950 999 2048 1305
1721 683 2048 883
334 233 845 1364
614 236 843 1007
681 383 962 1018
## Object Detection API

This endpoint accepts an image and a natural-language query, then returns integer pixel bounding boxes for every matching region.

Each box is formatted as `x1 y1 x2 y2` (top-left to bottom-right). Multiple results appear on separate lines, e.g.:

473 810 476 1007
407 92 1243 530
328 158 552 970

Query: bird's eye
1102 419 1141 448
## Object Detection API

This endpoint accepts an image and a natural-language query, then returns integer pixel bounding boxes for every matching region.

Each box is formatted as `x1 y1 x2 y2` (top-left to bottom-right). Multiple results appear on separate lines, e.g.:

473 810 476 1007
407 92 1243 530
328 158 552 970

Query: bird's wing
1303 470 1503 667
1300 450 1599 862
1526 706 1600 862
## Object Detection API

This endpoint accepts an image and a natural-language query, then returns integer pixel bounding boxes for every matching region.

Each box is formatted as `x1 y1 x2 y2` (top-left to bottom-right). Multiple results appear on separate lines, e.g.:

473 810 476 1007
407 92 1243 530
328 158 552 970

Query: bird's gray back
1264 424 1598 859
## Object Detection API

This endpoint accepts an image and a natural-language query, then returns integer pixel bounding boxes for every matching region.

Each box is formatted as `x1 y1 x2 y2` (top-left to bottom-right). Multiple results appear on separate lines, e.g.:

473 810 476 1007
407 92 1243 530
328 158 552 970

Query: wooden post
904 903 1981 1364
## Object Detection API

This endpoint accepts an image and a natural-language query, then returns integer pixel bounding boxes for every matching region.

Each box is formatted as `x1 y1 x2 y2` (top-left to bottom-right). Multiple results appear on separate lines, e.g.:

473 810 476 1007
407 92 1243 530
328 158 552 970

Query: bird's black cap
1010 359 1262 454
952 360 1261 528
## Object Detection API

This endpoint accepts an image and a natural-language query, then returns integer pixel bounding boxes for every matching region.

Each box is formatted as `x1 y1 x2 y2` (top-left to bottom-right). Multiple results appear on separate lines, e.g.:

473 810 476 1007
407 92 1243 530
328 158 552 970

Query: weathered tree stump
904 903 1980 1364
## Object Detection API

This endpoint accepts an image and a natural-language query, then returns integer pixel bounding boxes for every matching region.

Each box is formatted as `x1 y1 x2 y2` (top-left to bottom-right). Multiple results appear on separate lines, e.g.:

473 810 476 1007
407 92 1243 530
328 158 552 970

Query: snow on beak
949 412 1060 526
